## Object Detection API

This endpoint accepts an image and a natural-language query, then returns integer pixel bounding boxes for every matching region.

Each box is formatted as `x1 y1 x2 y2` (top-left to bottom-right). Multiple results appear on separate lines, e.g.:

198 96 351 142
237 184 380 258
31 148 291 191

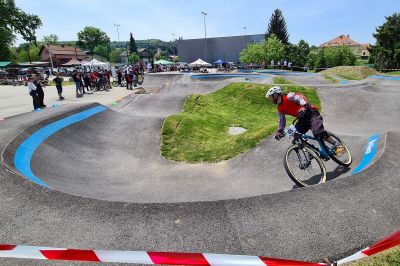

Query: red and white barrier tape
0 245 323 265
0 231 398 265
337 230 400 265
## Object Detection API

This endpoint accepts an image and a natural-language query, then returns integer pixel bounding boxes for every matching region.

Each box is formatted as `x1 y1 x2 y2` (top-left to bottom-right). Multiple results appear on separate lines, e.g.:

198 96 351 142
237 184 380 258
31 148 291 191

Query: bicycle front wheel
284 145 327 187
112 80 118 87
321 132 352 167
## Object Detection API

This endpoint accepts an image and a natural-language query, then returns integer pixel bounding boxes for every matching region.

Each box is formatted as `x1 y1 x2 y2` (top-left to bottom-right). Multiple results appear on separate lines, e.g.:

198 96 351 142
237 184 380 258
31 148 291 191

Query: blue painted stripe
14 106 107 187
352 134 380 175
191 74 264 79
369 75 400 81
239 69 317 76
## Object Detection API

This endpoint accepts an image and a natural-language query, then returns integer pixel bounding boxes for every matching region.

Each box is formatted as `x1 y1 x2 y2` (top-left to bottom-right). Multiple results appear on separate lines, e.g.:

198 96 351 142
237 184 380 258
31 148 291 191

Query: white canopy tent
189 58 211 67
82 59 108 67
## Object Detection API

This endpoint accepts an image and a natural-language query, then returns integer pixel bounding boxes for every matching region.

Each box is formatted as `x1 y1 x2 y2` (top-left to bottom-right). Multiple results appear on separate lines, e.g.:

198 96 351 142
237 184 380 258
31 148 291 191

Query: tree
240 35 285 65
370 13 400 69
263 34 285 63
128 53 140 63
93 44 111 60
154 52 162 61
16 43 40 63
77 26 110 53
129 33 138 55
109 48 123 63
240 43 264 64
265 9 289 45
312 46 356 69
42 34 58 44
0 27 14 61
0 0 42 60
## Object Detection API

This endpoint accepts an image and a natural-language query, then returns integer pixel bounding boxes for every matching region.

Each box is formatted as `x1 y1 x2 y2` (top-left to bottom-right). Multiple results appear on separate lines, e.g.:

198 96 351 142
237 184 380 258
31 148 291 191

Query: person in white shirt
27 78 41 110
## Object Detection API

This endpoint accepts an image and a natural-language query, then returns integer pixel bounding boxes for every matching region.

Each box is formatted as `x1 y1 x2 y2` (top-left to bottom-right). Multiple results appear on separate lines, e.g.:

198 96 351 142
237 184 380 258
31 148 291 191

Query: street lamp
243 26 247 49
201 11 207 61
114 24 120 42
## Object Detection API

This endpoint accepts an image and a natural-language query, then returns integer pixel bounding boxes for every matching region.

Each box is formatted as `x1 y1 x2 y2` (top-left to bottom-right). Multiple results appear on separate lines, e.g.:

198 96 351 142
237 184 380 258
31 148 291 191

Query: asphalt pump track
0 72 399 264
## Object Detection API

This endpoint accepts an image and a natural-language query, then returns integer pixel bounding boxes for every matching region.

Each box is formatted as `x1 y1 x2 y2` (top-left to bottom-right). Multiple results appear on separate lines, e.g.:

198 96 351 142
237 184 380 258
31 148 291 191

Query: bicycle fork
295 148 311 170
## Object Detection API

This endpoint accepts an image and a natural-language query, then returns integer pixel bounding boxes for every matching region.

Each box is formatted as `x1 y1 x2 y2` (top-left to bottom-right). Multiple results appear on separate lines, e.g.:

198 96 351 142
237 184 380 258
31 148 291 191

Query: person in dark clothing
79 74 86 93
34 74 46 107
127 71 134 90
52 73 65 100
117 70 122 86
83 73 92 93
27 78 41 110
72 71 82 97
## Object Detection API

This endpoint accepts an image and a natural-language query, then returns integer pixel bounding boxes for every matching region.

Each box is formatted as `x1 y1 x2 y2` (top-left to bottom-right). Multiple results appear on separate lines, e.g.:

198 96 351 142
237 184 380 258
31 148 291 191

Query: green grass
324 74 339 83
337 73 360 80
387 71 400 76
274 76 293 84
47 81 75 86
345 245 400 266
321 66 379 80
161 82 320 163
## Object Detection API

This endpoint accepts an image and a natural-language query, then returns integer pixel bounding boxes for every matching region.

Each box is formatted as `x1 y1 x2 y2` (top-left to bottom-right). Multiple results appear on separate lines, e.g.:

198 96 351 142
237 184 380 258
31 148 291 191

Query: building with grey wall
177 34 264 64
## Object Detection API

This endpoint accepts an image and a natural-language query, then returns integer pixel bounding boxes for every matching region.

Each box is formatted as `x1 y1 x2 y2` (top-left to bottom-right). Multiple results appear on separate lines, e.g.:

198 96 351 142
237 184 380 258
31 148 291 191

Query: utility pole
47 43 54 69
201 11 207 61
114 24 120 41
171 33 176 57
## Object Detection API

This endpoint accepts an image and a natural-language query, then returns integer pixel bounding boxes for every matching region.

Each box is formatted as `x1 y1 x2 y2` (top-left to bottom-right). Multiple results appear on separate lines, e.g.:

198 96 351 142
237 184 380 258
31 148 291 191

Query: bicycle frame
296 134 330 161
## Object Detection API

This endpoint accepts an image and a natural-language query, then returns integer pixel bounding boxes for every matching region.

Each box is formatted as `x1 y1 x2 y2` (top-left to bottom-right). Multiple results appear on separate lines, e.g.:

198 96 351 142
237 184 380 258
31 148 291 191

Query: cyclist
266 86 343 154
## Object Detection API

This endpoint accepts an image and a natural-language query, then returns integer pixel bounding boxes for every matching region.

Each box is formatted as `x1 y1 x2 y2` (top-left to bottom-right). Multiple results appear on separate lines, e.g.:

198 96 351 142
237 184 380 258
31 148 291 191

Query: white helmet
266 86 282 98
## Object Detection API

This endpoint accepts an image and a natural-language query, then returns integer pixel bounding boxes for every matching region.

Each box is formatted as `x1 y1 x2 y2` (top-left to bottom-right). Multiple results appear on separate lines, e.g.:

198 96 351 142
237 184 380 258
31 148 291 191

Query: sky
14 0 400 46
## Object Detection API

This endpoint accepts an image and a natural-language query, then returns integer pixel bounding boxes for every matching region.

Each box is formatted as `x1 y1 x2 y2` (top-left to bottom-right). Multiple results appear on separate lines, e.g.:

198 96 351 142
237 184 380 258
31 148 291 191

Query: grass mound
345 245 400 266
161 83 320 163
323 74 339 83
274 76 293 84
387 70 400 76
321 66 379 80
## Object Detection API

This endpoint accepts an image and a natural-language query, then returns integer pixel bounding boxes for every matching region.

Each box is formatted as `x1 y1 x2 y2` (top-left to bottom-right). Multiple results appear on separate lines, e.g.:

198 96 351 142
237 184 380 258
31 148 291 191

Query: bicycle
281 118 352 187
112 79 127 87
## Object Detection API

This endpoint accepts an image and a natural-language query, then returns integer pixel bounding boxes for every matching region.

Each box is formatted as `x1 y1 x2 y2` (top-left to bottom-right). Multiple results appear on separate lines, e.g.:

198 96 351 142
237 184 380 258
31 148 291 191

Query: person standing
72 70 82 97
79 73 86 94
27 78 41 110
117 70 122 86
34 74 46 108
83 73 92 93
52 73 65 100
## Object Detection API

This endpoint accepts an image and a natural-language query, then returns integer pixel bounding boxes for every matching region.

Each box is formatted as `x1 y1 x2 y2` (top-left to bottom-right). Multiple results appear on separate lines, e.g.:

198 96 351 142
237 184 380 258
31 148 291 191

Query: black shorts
56 85 62 93
295 110 325 138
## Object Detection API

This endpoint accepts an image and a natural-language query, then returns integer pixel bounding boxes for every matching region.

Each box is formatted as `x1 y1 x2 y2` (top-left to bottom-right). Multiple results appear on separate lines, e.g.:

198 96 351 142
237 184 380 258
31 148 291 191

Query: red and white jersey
277 92 309 131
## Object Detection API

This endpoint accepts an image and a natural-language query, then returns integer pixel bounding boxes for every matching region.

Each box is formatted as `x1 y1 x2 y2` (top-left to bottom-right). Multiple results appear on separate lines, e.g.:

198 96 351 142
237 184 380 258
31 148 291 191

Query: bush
308 46 357 69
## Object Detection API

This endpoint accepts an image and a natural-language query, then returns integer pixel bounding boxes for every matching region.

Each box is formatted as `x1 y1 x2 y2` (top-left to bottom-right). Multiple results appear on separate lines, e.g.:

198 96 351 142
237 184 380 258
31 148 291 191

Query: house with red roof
39 44 87 66
320 35 370 60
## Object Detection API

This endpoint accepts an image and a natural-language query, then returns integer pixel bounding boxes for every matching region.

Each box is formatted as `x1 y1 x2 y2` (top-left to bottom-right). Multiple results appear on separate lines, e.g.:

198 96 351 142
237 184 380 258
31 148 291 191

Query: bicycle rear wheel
284 145 327 187
321 132 352 167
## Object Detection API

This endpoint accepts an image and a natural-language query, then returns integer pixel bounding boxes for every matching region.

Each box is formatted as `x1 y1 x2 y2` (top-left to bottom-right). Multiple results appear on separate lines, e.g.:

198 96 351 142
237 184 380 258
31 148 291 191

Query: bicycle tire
112 80 118 87
284 145 327 187
321 132 352 167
